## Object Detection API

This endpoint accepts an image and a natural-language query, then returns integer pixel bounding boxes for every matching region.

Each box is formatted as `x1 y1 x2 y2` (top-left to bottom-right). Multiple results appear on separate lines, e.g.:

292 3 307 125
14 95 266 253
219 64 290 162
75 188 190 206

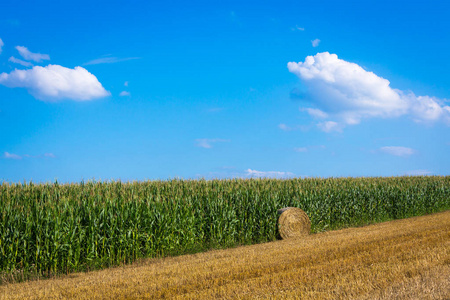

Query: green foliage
1 176 449 280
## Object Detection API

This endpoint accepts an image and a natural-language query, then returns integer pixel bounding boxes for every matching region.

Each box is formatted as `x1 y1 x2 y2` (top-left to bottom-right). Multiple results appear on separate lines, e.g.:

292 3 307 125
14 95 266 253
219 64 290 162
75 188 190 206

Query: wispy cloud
291 25 305 31
294 147 308 152
124 81 129 87
4 152 21 159
198 168 298 180
246 169 295 178
311 39 320 47
288 52 450 132
83 56 140 66
4 152 56 159
278 123 308 131
317 121 342 133
278 123 291 131
405 170 431 176
0 65 110 101
195 138 230 149
295 145 326 153
0 38 4 54
9 56 33 67
301 107 328 119
119 91 130 97
380 146 415 157
16 46 50 62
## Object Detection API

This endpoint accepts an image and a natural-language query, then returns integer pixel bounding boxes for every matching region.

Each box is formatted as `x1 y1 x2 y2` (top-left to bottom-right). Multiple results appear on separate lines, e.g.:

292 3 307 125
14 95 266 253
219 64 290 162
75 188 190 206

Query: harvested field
2 176 449 279
1 211 448 299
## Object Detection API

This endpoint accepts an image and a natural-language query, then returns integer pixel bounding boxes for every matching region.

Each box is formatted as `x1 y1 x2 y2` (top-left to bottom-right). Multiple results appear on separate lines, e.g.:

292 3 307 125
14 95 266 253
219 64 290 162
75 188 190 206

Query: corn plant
0 176 449 281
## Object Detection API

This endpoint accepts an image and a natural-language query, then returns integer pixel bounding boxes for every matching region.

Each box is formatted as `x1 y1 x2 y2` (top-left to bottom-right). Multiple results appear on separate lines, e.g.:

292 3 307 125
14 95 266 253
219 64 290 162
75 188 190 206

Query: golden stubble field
1 211 449 299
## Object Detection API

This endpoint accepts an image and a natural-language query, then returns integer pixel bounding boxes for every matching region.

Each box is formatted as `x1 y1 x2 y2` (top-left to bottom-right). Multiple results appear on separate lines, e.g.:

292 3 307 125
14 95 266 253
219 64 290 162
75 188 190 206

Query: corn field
1 176 449 280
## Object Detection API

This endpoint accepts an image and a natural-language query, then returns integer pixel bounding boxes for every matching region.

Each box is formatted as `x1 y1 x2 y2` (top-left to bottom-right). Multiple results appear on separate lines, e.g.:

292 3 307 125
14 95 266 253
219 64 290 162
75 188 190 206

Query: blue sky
1 0 449 183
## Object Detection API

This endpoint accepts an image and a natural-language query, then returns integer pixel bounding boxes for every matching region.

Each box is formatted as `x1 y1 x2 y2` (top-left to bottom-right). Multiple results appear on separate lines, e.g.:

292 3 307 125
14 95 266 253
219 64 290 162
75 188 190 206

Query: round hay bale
277 207 311 239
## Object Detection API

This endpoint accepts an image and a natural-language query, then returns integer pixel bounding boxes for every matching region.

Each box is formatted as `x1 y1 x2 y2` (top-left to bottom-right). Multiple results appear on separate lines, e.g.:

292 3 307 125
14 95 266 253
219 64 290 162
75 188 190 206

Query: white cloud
4 152 21 159
317 121 342 133
246 169 295 178
292 25 305 31
408 95 448 123
9 56 33 67
380 146 415 157
119 91 130 97
302 107 328 119
195 138 230 149
4 152 55 159
278 123 307 131
83 56 140 65
288 52 450 132
16 46 50 62
124 81 129 87
0 64 110 101
311 39 320 47
0 38 4 54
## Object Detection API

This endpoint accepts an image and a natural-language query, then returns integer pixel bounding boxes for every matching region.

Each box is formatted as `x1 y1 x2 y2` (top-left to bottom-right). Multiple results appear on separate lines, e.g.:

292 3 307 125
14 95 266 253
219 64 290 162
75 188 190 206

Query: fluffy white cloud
0 64 110 101
0 38 4 54
246 169 294 178
4 152 21 159
408 94 449 123
195 138 230 149
380 146 415 157
311 39 320 47
16 46 50 62
124 81 129 86
9 56 33 67
119 91 130 97
288 52 450 131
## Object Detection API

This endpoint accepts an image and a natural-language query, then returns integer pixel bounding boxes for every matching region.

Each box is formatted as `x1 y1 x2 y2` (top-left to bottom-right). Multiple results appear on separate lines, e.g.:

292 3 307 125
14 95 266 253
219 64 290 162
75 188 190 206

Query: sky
1 0 449 183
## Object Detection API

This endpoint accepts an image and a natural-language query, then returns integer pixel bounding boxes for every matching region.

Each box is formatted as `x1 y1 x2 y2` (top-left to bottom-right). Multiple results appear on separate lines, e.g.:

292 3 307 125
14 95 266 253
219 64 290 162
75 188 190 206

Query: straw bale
277 207 311 239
